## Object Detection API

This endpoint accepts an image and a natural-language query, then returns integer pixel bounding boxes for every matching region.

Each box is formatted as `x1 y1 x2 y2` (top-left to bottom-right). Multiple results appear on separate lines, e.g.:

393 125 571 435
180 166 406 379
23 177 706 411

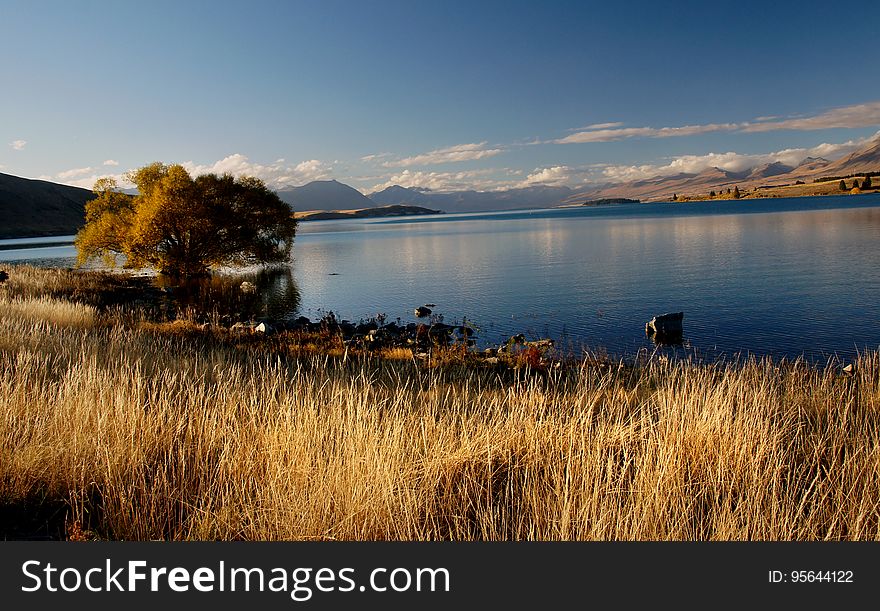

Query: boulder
645 312 684 338
231 321 256 334
525 339 554 349
414 306 432 317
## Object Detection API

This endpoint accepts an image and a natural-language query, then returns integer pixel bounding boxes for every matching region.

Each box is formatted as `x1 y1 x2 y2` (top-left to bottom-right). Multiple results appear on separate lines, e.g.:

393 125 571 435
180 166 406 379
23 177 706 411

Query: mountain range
568 134 880 202
2 134 879 238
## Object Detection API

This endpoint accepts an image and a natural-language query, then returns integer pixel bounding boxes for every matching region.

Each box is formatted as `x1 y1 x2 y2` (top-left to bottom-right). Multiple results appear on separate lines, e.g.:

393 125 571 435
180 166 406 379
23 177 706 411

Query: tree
853 179 861 189
76 163 297 277
839 180 847 191
733 186 740 199
862 175 872 190
709 190 716 197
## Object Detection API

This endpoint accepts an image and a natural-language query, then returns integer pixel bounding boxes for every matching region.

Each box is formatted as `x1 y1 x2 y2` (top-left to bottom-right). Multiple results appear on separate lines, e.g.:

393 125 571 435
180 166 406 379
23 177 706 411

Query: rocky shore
226 311 558 365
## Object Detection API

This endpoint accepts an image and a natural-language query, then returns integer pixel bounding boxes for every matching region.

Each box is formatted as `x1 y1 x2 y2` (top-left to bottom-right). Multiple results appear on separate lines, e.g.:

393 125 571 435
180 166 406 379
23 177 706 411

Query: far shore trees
76 163 297 277
863 175 873 190
839 180 847 191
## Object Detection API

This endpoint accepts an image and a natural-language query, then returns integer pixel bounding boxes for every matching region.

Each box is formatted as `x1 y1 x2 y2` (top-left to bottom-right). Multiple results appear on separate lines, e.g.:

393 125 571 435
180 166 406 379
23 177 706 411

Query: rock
525 339 554 349
508 333 526 345
230 322 253 334
255 322 272 334
338 321 356 336
383 322 402 334
843 363 855 374
645 312 684 338
240 281 257 293
414 306 432 317
356 321 379 334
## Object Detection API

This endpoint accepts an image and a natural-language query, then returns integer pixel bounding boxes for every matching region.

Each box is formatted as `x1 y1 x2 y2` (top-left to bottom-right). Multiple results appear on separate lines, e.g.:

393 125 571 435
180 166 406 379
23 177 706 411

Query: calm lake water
4 194 880 361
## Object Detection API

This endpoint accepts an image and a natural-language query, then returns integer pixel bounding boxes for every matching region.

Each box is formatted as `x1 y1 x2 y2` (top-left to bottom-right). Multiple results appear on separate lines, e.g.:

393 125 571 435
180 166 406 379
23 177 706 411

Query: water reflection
154 267 301 322
5 195 880 360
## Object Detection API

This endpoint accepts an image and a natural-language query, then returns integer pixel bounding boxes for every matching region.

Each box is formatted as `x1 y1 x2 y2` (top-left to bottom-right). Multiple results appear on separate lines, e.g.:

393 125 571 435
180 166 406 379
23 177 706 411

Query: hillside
0 173 95 238
567 134 880 202
816 137 880 176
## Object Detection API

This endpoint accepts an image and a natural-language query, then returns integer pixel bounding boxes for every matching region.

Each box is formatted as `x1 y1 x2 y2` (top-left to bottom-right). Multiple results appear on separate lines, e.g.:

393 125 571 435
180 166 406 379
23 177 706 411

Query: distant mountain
795 157 830 172
277 179 375 212
0 172 95 238
369 184 573 213
567 134 880 201
817 136 880 176
368 185 437 207
746 161 793 180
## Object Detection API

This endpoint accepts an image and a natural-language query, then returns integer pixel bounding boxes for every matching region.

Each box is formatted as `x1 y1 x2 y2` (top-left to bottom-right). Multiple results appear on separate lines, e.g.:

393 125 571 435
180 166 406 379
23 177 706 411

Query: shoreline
0 263 859 369
1 263 877 541
4 189 879 241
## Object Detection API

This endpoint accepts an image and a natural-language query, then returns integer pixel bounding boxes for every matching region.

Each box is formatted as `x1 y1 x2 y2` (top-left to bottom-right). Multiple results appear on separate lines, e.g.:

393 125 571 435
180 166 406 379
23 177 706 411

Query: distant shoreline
294 204 443 221
4 190 879 242
650 179 878 203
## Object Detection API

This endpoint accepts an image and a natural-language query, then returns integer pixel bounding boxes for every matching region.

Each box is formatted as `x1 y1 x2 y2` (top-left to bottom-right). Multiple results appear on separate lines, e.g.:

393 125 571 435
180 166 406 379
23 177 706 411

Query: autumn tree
76 163 297 277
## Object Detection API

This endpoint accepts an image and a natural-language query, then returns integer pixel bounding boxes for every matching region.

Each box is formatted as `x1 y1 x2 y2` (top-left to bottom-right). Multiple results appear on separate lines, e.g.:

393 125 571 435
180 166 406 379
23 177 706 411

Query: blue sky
2 0 879 193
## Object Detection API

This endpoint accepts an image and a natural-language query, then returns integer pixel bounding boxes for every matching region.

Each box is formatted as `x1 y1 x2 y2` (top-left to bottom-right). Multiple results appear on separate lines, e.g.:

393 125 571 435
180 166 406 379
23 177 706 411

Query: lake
4 194 880 361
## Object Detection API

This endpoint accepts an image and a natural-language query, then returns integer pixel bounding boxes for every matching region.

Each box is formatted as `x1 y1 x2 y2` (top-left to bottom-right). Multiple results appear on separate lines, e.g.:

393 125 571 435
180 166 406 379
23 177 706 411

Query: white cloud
54 154 334 190
181 154 333 188
558 123 739 144
56 166 95 180
59 172 130 189
585 122 624 130
558 101 880 144
515 166 574 188
103 159 119 166
384 142 504 167
370 168 501 192
742 101 880 132
10 140 27 150
361 152 392 162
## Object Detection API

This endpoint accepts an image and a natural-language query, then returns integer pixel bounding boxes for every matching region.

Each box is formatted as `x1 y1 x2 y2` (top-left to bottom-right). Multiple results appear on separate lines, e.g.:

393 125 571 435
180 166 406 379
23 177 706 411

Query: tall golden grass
1 265 879 540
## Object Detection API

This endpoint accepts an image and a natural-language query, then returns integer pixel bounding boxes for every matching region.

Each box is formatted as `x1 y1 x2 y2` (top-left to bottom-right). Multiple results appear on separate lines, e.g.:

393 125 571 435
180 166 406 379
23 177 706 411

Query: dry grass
1 269 879 541
0 295 97 328
0 264 127 299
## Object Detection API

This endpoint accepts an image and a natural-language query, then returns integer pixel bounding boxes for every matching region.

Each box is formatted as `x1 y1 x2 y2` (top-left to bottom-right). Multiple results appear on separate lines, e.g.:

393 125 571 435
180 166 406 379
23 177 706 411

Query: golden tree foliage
76 163 297 276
